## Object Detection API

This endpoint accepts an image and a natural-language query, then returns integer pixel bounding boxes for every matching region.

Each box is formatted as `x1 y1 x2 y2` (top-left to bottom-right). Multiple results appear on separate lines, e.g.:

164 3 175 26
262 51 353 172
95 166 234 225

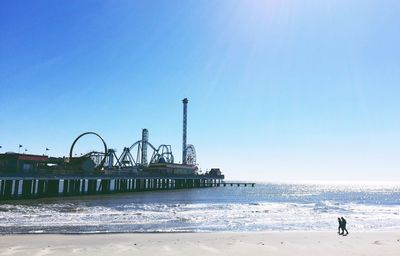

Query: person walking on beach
337 217 342 234
340 217 349 236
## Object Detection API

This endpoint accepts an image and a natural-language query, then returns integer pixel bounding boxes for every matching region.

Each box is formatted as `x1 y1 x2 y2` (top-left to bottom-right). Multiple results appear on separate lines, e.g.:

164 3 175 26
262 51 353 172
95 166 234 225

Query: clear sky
1 0 399 182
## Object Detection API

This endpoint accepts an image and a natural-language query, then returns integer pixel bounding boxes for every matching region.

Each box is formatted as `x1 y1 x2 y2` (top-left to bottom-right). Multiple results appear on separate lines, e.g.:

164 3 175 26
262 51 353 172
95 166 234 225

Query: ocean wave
2 183 400 233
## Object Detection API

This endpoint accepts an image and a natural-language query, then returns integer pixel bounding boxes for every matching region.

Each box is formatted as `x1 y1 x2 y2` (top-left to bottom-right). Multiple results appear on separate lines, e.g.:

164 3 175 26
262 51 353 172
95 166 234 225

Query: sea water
1 182 400 234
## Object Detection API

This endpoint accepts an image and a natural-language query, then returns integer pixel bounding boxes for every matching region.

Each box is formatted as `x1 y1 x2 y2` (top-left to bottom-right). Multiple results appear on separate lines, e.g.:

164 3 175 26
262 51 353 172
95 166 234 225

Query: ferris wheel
185 144 196 166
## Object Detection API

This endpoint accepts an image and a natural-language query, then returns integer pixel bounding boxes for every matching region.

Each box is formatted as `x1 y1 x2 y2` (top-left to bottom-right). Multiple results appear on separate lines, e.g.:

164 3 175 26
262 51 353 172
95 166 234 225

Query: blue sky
1 0 399 181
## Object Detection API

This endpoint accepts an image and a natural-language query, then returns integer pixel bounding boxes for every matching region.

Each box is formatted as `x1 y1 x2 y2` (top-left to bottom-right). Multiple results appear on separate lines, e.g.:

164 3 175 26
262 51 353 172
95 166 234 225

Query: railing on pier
219 182 256 187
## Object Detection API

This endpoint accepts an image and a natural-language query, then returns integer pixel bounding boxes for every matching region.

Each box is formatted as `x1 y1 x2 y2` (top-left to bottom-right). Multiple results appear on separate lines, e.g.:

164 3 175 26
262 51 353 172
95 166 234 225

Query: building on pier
0 153 49 173
145 163 197 175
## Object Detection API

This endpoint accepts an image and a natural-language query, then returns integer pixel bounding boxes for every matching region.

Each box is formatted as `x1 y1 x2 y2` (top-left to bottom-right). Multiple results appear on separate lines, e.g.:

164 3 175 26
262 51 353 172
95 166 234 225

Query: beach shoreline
1 231 399 255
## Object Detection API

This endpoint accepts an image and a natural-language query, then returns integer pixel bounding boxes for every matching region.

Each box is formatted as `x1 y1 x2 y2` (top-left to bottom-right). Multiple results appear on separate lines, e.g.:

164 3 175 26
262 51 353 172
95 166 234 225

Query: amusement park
0 98 219 176
0 98 226 200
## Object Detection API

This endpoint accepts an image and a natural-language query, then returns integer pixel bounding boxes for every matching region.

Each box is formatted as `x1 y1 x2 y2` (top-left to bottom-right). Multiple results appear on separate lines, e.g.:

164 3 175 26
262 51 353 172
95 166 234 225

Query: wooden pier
219 182 255 187
0 174 225 200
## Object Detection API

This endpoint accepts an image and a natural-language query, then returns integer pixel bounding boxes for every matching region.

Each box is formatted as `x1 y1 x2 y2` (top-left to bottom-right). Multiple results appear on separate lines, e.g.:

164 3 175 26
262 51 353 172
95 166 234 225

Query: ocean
1 182 400 234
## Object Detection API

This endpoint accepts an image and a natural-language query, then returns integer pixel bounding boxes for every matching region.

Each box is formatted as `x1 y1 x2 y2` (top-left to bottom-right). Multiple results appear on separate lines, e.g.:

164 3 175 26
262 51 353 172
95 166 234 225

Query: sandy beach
1 232 399 256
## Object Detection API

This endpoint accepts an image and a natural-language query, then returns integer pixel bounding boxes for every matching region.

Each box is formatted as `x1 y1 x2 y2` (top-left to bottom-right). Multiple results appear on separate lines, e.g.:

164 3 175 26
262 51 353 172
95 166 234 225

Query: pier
0 174 224 200
220 182 255 187
0 98 254 201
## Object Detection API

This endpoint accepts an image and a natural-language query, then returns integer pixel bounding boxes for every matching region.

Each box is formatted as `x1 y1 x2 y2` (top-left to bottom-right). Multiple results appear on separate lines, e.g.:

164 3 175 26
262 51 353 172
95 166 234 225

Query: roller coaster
67 98 198 174
68 129 197 172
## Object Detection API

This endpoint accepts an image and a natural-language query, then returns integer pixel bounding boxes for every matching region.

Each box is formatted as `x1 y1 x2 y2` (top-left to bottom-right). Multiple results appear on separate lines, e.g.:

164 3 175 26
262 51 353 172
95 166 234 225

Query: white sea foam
1 183 400 233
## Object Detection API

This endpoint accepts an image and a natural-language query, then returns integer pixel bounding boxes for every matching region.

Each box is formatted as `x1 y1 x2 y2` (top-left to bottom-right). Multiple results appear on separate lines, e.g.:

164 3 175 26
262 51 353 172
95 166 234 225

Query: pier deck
220 182 256 187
